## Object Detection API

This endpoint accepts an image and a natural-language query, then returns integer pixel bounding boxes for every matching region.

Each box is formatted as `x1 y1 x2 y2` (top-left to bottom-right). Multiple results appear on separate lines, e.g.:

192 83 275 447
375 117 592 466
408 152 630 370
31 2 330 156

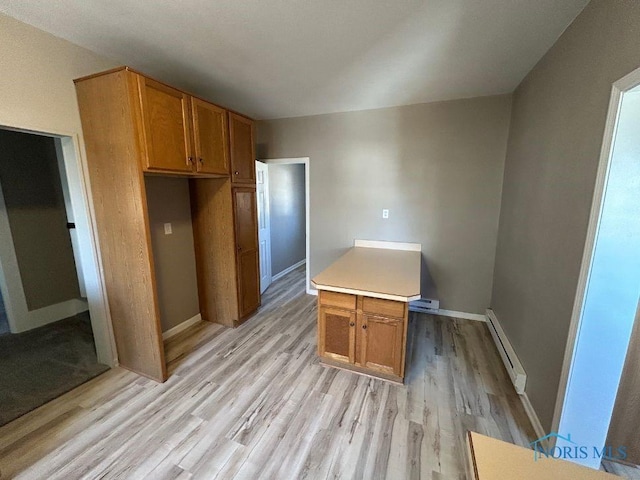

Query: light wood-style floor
0 265 538 479
603 460 640 479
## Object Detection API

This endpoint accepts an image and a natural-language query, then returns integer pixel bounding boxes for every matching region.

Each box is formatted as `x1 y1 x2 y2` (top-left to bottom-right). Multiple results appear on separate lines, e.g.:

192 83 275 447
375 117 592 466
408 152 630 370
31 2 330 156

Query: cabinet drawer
362 296 405 318
319 291 356 310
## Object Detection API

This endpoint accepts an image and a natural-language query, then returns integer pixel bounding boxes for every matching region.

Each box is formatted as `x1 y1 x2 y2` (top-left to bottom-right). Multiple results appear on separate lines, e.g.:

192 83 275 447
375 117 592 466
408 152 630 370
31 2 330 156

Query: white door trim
260 157 312 294
551 66 640 434
0 124 117 367
0 179 27 334
59 134 117 367
256 161 272 293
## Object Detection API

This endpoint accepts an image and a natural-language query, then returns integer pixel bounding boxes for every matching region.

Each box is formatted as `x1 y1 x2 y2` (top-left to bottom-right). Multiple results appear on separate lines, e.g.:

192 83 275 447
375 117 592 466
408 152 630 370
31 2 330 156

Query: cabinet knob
362 324 367 329
234 171 239 175
349 322 355 327
199 157 204 164
187 156 194 165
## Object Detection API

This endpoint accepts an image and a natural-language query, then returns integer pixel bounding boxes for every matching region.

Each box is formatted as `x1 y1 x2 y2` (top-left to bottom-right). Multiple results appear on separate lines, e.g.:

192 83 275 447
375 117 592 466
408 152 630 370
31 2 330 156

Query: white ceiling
0 0 589 119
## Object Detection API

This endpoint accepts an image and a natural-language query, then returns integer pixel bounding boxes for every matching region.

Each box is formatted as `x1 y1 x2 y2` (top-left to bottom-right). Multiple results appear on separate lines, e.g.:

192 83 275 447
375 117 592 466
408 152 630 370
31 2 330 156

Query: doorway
553 69 640 472
0 127 114 426
256 158 310 294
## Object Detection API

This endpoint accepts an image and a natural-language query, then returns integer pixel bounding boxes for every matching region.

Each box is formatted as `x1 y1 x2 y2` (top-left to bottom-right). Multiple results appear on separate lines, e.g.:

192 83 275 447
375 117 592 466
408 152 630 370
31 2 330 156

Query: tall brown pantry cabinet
75 66 260 382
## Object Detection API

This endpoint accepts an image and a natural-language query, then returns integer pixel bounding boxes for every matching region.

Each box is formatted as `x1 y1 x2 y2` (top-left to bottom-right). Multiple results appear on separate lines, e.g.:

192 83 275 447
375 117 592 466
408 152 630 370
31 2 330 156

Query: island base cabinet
317 292 408 382
360 314 406 377
318 306 356 363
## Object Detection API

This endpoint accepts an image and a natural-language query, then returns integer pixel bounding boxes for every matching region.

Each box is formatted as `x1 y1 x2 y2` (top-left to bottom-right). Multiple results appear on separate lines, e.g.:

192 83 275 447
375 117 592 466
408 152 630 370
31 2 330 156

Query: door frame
0 124 116 367
551 66 640 434
259 157 312 294
0 179 24 334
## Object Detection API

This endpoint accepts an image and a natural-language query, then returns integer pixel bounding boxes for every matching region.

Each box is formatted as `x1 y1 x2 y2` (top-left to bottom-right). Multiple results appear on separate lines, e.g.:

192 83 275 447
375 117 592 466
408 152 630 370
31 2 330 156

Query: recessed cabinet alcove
75 66 260 381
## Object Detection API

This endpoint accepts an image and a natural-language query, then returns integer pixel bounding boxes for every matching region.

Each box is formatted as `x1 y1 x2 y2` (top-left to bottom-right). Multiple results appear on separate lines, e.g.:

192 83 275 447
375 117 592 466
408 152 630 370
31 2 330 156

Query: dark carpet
0 311 109 426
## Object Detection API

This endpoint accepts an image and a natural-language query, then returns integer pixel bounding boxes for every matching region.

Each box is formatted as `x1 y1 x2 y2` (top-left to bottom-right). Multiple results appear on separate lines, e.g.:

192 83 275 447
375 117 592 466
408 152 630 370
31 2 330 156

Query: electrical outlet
382 209 389 219
164 223 172 235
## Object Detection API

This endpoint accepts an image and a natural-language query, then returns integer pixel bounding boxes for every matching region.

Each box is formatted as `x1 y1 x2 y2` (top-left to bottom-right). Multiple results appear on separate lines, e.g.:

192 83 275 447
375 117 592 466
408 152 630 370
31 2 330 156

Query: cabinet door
192 98 229 175
360 314 405 376
318 307 356 364
229 112 256 184
138 76 193 173
233 187 260 318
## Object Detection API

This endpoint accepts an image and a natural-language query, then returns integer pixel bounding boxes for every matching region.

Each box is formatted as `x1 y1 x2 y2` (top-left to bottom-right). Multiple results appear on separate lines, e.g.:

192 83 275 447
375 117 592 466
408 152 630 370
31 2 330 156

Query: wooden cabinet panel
318 306 356 363
360 314 405 376
190 178 239 327
75 69 167 382
234 188 259 251
233 187 260 319
137 76 193 173
229 112 255 184
319 291 357 310
238 249 260 318
362 296 405 318
316 290 408 379
192 98 229 175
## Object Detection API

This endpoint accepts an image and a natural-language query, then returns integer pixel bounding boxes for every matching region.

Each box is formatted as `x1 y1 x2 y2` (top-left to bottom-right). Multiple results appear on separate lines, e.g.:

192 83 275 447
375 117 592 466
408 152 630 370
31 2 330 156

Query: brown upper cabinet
192 98 229 175
138 76 194 173
229 112 256 184
136 72 238 177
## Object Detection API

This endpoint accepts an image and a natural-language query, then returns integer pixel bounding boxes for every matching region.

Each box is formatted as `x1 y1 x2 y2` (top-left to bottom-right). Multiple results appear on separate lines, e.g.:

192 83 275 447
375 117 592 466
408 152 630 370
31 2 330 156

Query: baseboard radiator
485 309 526 394
409 297 440 313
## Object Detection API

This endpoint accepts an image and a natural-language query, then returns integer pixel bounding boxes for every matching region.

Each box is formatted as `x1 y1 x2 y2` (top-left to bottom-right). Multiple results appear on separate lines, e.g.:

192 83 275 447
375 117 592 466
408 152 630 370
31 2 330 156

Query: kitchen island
312 240 421 383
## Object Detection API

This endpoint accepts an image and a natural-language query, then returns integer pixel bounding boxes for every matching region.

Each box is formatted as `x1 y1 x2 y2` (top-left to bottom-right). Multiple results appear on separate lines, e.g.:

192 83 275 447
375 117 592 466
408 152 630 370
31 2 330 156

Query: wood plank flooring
603 460 640 479
0 265 538 479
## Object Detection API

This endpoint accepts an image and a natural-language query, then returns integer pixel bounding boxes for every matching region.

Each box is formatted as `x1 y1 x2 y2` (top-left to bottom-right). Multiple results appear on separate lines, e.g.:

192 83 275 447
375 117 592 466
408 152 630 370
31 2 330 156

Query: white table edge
312 283 421 303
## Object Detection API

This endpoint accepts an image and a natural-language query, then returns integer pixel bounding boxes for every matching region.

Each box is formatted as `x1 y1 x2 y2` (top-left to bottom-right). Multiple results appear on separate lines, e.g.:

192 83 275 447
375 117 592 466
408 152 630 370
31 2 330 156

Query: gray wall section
608 301 640 464
268 163 306 276
258 94 512 314
490 0 640 431
603 92 640 463
144 176 200 332
0 129 80 310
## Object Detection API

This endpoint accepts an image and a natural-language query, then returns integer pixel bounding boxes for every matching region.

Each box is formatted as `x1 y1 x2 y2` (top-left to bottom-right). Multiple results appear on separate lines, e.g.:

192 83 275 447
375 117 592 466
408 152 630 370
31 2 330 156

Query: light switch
382 209 389 219
164 223 172 235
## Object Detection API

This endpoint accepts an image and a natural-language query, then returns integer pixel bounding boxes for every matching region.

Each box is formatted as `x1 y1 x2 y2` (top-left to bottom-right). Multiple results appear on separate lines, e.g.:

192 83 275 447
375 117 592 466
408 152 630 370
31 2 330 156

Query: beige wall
268 163 306 275
145 177 200 332
491 0 640 431
258 94 512 314
0 13 116 136
0 13 118 362
0 129 80 310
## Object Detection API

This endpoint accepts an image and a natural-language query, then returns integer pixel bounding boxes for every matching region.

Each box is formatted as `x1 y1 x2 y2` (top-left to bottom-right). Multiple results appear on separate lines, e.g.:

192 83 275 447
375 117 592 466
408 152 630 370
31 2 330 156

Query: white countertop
311 244 421 302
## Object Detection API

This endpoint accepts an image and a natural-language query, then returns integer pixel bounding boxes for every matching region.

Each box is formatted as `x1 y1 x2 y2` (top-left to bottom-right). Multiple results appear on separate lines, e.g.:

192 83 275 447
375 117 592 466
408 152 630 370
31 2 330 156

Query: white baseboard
485 309 527 394
162 314 202 340
307 287 318 296
14 298 89 333
521 392 546 441
434 309 486 322
272 259 306 282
